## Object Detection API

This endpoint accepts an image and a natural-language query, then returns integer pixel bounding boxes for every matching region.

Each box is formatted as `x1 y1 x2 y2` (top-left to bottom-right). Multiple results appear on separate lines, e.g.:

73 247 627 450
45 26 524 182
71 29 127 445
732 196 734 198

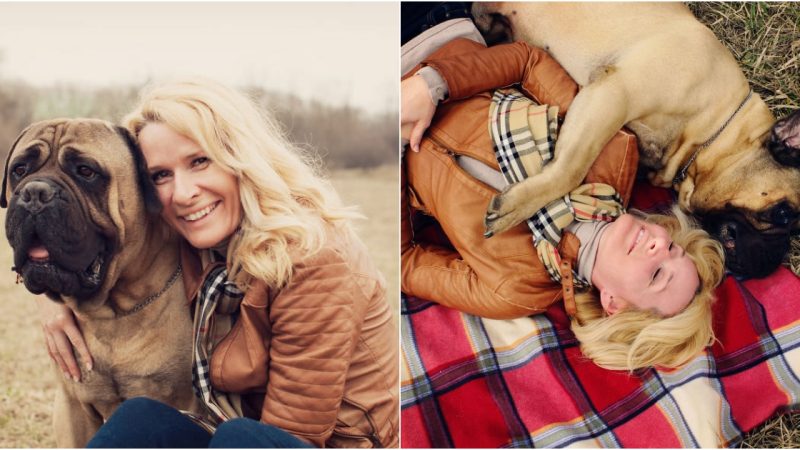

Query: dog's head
686 109 800 278
1 119 161 302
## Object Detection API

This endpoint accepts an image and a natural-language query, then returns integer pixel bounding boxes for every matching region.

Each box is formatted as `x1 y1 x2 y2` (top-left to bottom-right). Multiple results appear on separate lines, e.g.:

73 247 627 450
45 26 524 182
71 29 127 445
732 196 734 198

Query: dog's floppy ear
1 124 34 209
769 112 800 168
115 126 162 215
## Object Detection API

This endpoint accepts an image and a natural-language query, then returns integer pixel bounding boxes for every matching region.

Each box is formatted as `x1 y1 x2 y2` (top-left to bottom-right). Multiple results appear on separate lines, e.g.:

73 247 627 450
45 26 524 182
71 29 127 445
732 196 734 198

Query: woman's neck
211 237 231 254
566 221 611 285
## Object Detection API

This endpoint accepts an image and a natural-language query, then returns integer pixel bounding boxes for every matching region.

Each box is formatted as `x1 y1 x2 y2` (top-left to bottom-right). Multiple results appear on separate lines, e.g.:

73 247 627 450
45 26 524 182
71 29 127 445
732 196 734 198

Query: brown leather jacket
402 39 638 319
182 223 399 448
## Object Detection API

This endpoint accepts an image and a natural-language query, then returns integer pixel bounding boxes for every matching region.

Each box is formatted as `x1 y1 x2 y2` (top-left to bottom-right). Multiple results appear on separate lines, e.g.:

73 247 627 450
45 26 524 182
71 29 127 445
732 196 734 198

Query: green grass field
0 166 398 447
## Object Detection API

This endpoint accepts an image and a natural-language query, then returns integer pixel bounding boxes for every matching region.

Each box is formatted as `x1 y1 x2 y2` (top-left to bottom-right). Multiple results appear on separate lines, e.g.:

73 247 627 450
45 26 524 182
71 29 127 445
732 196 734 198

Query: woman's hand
401 75 437 152
36 296 93 382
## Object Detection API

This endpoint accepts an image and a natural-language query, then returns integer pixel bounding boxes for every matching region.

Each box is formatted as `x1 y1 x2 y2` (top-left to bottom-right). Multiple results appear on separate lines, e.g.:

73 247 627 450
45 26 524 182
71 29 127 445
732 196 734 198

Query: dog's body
2 119 196 447
473 2 800 277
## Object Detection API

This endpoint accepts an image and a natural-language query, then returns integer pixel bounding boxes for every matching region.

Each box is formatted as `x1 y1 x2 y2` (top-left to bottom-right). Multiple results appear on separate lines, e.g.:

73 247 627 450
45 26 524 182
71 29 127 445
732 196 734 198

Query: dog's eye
12 164 26 177
77 165 96 179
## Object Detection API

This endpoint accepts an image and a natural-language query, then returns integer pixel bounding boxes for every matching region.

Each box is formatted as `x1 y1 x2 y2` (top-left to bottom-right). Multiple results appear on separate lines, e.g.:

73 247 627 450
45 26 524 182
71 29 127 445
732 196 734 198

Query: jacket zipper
427 135 501 193
334 398 384 447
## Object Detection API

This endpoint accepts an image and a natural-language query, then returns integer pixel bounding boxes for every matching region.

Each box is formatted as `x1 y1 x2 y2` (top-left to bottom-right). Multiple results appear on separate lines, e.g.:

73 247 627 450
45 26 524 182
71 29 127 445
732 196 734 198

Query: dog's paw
484 186 530 237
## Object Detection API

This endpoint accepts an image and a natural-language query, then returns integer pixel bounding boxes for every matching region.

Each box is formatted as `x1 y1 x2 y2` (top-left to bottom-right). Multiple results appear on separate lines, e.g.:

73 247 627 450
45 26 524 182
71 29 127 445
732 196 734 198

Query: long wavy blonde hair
123 77 359 290
571 206 725 371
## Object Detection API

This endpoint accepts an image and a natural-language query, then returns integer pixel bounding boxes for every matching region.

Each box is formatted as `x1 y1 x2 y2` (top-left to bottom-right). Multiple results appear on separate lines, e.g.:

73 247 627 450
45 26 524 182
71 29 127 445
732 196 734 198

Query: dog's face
687 120 800 277
1 119 160 301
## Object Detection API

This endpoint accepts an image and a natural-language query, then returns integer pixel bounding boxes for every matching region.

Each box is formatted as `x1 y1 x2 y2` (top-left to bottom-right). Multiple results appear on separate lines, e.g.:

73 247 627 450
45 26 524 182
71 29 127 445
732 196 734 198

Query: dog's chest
65 311 195 417
66 353 191 417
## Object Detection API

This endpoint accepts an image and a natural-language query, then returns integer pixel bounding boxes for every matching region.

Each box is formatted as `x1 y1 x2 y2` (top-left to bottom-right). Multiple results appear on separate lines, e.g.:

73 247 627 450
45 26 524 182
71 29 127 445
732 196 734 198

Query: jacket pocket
329 428 379 449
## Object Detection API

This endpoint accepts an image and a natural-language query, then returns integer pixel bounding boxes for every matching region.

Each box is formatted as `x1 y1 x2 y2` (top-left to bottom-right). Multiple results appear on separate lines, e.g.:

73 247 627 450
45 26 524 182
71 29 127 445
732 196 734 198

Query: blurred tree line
0 77 398 170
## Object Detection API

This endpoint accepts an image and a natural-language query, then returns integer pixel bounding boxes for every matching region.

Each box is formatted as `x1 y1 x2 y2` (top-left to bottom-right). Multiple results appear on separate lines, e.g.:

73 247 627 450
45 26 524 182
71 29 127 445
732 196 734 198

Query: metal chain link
673 88 754 186
117 264 182 317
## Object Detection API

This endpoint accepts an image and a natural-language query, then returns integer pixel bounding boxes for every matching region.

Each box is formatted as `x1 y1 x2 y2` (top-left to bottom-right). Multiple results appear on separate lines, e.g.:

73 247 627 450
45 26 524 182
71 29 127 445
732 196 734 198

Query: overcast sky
0 2 398 114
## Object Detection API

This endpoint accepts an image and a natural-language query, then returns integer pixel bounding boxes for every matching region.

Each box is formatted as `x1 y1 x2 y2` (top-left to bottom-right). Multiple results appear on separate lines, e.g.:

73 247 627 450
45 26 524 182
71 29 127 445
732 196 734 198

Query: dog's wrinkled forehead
1 118 140 209
11 119 125 163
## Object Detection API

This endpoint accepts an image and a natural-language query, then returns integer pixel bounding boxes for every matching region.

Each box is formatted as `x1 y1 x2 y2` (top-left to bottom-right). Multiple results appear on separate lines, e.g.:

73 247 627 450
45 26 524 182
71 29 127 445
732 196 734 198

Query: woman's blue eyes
151 170 169 184
150 157 210 184
192 157 210 167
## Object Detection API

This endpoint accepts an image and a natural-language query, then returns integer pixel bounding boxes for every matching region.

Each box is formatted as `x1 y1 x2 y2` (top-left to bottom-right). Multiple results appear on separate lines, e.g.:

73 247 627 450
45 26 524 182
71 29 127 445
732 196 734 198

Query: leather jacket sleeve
402 154 552 319
260 247 364 447
423 39 578 115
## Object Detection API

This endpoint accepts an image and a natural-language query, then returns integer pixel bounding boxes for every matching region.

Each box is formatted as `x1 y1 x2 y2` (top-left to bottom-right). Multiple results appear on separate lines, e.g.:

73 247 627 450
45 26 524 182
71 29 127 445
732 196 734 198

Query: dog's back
473 3 715 85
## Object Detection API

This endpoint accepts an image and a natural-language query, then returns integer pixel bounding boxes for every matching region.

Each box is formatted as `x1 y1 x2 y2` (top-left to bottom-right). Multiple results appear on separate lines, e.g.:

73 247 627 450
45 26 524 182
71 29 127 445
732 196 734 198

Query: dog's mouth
700 211 790 279
16 233 110 300
717 223 737 255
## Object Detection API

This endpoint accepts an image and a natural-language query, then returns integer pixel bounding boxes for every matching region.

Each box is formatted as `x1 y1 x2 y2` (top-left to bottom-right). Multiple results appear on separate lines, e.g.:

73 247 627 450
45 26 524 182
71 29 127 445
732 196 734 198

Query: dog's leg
53 385 103 448
484 68 630 235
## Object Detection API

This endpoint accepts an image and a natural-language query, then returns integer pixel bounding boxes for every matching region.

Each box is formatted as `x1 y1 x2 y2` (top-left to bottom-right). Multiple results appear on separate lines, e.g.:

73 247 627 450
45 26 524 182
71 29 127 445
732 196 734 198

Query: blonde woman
39 78 398 447
401 38 726 371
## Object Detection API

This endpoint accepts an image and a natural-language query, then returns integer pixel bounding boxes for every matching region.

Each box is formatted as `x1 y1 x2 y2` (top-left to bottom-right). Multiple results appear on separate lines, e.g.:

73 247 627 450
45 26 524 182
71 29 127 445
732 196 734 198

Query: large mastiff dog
1 119 195 447
473 2 800 278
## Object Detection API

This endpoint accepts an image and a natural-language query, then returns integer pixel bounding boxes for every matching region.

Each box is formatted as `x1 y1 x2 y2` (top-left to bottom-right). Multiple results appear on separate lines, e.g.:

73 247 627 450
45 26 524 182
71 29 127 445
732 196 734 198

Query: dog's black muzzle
700 211 794 279
5 177 110 300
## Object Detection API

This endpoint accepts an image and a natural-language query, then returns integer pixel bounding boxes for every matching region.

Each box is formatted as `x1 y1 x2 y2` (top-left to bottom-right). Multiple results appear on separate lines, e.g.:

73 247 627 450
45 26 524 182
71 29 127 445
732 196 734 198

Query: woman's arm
423 39 578 110
401 39 579 150
402 149 556 319
36 296 93 381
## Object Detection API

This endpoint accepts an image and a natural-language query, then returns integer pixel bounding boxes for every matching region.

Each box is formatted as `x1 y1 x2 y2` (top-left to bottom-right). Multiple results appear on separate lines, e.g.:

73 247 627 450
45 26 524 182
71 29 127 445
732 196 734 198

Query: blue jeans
87 397 315 448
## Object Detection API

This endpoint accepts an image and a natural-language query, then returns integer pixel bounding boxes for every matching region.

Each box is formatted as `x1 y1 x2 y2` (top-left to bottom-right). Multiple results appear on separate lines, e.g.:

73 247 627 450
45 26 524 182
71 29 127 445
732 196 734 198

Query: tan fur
4 119 196 447
473 2 800 235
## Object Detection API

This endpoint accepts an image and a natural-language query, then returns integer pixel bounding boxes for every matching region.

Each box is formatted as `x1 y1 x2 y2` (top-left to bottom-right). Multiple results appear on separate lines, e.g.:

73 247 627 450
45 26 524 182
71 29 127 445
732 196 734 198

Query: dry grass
0 262 57 448
688 2 800 447
736 412 800 449
689 2 800 112
0 166 397 447
329 165 400 314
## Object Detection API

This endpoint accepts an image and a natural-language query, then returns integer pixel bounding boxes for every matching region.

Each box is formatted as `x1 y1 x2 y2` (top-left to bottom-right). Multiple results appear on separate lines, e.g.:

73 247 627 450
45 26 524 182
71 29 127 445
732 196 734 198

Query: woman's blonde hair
123 77 358 289
571 206 725 371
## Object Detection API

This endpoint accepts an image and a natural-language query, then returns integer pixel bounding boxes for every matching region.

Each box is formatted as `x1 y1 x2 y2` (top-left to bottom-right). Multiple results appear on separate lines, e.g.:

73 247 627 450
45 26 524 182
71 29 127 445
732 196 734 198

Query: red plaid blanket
401 182 800 447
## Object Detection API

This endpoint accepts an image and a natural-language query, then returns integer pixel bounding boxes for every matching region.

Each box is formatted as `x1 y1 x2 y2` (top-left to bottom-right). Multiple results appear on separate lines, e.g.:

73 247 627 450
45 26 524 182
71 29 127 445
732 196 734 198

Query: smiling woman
36 78 399 448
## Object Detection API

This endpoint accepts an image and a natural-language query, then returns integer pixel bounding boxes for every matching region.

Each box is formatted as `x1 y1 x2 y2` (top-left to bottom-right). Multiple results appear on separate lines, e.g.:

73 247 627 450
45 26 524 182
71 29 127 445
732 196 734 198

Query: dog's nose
18 180 57 214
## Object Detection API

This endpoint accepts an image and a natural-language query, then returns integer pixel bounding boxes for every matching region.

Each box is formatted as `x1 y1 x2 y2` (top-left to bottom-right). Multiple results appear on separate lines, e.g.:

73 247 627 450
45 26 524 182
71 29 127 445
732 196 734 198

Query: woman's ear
600 289 623 315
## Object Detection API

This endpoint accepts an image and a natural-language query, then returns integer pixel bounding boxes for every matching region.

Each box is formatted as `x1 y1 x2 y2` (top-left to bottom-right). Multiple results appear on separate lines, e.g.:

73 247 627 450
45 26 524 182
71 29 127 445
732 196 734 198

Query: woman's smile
181 201 220 223
628 226 645 255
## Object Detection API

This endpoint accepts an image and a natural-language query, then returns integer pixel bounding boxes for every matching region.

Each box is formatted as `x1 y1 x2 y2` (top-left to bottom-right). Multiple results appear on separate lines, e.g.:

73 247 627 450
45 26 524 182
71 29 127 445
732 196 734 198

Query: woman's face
138 123 242 249
592 214 699 317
